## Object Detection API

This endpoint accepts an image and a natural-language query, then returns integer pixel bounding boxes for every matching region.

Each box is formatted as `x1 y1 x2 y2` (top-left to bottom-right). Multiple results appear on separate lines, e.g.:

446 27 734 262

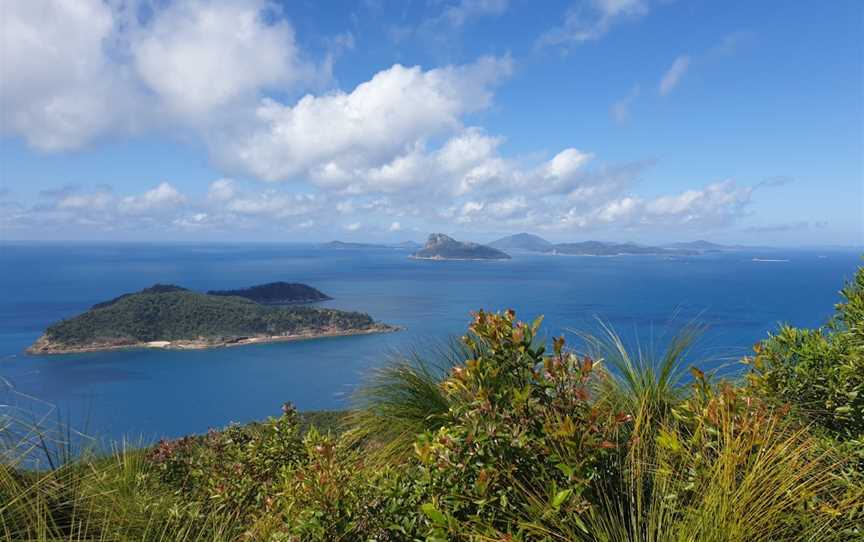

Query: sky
1 0 862 246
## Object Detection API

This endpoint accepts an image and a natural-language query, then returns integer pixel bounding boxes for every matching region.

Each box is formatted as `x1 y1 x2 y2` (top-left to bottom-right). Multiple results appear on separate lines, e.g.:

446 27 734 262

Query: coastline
25 324 402 356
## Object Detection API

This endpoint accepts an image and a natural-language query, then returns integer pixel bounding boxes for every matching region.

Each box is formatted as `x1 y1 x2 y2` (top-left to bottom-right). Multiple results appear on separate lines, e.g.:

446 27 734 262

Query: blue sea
0 243 859 445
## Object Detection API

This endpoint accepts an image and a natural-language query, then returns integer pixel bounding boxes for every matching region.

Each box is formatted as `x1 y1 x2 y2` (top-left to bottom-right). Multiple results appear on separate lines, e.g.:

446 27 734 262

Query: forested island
207 282 331 304
411 233 511 260
489 233 719 256
27 285 396 355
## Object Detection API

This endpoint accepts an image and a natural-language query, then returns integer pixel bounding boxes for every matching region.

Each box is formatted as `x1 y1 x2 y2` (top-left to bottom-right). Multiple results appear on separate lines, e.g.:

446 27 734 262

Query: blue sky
1 0 861 246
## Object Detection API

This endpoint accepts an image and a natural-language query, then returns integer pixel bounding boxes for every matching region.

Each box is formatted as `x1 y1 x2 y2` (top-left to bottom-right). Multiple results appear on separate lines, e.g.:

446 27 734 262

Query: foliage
407 310 628 539
148 403 306 524
207 282 331 304
45 290 378 346
346 346 458 465
746 265 864 442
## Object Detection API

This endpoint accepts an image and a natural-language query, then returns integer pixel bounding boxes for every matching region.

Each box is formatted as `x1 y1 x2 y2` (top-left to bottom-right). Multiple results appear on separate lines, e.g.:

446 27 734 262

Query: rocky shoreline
26 324 401 355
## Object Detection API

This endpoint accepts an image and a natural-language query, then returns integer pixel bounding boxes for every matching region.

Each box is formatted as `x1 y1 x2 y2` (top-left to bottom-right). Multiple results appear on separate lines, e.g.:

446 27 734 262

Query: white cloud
119 182 186 214
611 85 640 124
442 0 509 28
659 55 691 95
224 192 323 220
0 0 134 151
583 180 753 228
119 183 186 214
56 191 114 211
133 0 310 116
215 55 513 183
5 174 762 239
537 0 649 49
0 0 328 150
207 179 238 202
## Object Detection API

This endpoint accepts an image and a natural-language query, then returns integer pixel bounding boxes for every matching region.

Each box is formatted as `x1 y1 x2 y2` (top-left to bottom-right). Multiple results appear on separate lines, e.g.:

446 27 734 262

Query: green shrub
148 403 305 524
746 265 864 441
406 310 629 539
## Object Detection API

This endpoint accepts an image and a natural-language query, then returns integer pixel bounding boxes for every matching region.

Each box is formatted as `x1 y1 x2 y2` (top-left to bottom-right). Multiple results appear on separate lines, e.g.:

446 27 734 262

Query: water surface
0 242 858 443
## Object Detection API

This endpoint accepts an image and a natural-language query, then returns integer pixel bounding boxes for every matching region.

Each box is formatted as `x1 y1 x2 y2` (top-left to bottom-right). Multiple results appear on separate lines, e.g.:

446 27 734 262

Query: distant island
411 233 511 261
27 285 396 355
488 232 552 252
488 233 732 256
545 241 697 257
207 282 331 304
663 240 730 252
323 240 421 250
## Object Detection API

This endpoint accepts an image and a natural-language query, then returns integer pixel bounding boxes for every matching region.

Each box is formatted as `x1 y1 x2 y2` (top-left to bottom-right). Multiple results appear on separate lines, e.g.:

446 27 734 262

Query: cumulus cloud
536 0 649 49
119 183 186 214
0 0 136 150
4 173 766 238
207 179 238 202
133 0 312 117
2 2 772 241
0 0 327 150
571 180 753 229
659 55 691 95
213 55 513 183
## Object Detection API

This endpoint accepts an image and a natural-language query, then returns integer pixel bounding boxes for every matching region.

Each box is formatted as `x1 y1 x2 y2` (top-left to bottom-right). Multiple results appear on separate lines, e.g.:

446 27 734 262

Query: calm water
0 243 859 444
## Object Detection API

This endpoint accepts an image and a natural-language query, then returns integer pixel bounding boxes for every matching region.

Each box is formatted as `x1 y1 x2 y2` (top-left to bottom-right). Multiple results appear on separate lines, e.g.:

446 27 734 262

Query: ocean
0 242 859 445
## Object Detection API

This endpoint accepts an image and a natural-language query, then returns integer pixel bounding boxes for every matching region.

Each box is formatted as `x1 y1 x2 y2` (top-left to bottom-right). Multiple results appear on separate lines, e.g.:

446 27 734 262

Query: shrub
746 265 864 441
407 310 629 539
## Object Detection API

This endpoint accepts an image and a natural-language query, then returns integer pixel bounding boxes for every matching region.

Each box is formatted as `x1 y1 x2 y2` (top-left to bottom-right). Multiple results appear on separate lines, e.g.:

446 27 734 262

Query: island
411 233 511 260
27 287 397 355
323 240 389 249
91 283 189 309
663 240 730 252
323 240 421 250
207 282 331 304
544 241 697 257
489 233 553 252
487 234 702 256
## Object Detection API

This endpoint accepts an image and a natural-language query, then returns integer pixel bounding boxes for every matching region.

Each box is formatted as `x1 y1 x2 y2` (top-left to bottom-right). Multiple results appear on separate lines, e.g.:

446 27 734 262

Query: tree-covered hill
34 289 386 351
207 282 331 304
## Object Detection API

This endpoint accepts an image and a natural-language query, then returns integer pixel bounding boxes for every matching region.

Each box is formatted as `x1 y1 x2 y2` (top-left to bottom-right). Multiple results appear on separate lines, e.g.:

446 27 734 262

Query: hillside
488 233 552 251
91 284 189 309
207 282 331 304
28 288 395 354
411 233 511 260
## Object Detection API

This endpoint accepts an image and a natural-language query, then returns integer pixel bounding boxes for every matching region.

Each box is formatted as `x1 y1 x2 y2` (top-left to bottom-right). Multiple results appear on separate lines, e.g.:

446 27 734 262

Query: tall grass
345 343 459 464
0 383 244 541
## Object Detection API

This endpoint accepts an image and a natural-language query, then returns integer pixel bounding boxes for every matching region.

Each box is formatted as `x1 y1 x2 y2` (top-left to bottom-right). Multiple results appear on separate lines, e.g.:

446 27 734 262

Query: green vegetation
207 282 332 304
3 267 863 540
31 289 385 352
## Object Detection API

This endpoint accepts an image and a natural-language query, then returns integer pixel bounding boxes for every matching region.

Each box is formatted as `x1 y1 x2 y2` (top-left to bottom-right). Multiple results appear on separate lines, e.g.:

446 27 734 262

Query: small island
411 233 511 260
544 241 697 257
27 286 397 355
207 282 331 304
323 240 421 250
